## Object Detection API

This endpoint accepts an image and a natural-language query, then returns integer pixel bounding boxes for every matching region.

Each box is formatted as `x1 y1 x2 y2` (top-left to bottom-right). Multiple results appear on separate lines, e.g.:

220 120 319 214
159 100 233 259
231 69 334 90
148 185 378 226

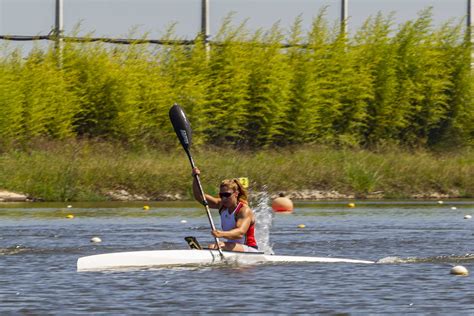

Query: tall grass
0 8 472 150
0 140 471 201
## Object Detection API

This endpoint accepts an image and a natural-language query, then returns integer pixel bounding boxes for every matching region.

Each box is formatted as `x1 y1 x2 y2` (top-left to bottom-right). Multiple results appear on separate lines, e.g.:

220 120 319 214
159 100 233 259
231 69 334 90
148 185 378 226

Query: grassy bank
0 140 472 201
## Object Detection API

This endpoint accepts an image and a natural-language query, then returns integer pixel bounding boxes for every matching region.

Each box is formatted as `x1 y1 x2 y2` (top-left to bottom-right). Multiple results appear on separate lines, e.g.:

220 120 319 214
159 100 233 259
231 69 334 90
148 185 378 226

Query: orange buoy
272 195 294 213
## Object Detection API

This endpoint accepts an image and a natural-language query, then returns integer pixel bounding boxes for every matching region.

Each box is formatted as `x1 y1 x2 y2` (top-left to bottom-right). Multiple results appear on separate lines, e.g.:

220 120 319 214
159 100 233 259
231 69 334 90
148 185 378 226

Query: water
1 200 474 314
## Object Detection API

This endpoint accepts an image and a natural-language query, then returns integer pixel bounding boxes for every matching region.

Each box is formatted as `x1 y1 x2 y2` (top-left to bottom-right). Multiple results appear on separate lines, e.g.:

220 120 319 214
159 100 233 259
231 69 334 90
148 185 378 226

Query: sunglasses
219 192 234 198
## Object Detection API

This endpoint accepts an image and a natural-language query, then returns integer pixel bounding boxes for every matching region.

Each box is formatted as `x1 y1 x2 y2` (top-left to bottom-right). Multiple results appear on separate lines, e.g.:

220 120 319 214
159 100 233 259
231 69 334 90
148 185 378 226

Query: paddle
169 104 224 258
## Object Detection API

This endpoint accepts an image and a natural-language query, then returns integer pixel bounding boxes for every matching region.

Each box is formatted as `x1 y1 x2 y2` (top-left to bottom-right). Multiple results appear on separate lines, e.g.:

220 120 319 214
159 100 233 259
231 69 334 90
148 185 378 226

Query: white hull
77 249 374 271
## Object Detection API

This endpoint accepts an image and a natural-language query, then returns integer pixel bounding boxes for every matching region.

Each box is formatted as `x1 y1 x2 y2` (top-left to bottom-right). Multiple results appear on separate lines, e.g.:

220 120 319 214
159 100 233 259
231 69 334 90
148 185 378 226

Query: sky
0 0 468 41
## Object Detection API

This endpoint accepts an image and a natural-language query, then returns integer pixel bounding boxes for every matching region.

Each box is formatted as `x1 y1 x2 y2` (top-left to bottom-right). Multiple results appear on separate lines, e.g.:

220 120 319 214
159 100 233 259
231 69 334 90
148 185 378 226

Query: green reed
0 8 472 150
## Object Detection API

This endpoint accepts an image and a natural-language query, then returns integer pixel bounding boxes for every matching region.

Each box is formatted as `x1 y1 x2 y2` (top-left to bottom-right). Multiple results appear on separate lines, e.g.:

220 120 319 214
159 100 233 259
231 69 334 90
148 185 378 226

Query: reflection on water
0 200 473 314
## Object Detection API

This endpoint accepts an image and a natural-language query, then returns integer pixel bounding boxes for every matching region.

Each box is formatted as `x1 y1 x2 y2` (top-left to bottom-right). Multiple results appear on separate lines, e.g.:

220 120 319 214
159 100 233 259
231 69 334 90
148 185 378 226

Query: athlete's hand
192 167 200 177
211 229 224 238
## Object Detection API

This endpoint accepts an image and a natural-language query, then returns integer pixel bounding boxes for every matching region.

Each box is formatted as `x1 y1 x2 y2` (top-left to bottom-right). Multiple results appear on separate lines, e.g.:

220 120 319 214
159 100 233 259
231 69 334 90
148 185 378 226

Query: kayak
77 249 374 271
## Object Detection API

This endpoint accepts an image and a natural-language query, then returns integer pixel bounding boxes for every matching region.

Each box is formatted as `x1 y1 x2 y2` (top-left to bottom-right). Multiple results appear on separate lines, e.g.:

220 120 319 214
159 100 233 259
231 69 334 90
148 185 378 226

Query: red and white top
219 202 257 247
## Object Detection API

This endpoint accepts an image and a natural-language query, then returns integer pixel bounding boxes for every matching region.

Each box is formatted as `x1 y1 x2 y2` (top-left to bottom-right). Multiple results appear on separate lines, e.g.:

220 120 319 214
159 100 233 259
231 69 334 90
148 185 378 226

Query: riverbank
0 140 472 202
0 188 463 203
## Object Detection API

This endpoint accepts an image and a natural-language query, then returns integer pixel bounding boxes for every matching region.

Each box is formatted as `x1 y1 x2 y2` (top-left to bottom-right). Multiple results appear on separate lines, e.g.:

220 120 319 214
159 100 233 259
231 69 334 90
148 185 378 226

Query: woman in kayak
192 167 258 252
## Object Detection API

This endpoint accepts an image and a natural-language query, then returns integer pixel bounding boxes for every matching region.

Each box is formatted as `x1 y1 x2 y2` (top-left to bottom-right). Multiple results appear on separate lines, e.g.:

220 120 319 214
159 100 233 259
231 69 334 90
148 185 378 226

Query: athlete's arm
192 167 221 209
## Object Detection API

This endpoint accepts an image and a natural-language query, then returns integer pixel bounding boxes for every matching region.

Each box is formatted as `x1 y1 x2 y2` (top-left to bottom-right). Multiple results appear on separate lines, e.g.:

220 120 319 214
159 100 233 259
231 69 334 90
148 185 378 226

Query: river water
1 198 474 314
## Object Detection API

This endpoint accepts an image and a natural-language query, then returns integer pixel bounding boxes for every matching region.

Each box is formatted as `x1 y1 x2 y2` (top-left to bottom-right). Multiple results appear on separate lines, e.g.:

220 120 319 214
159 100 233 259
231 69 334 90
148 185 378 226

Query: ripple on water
1 202 474 314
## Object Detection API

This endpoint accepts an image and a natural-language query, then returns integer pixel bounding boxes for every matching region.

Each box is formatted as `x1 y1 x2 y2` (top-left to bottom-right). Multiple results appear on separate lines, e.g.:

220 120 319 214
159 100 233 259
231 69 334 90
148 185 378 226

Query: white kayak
77 249 374 271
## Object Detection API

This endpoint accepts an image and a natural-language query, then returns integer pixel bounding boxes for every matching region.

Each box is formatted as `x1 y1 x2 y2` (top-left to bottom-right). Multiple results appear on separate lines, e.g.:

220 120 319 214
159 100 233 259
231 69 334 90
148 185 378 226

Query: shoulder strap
233 202 244 219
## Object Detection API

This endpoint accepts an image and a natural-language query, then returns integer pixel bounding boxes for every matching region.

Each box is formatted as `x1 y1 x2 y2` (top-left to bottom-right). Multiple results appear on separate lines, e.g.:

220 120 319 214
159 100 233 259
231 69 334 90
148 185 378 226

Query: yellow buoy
450 265 469 276
66 214 74 219
272 196 294 213
143 205 150 211
297 224 306 229
348 203 356 208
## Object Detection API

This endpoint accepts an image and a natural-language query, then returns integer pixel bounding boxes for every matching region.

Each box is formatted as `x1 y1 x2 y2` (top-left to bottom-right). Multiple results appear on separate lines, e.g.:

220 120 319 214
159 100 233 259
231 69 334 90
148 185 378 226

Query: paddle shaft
185 150 224 257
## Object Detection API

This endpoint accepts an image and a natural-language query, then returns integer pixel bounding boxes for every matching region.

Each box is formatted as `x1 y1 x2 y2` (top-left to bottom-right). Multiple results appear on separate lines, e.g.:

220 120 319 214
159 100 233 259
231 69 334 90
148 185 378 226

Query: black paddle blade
184 236 202 250
169 104 192 151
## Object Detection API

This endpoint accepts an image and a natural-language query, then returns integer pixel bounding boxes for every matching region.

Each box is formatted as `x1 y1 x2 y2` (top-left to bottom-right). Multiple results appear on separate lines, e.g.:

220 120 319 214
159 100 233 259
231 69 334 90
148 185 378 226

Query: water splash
376 256 405 264
252 189 274 255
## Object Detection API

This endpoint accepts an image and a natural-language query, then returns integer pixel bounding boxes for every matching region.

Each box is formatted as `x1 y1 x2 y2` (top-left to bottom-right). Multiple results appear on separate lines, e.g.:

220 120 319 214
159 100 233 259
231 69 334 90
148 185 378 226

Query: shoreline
0 189 465 203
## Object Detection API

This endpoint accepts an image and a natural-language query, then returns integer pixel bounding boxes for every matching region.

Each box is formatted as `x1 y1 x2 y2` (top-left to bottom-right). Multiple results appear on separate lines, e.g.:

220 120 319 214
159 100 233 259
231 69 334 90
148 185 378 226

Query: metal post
54 0 64 64
340 0 348 35
201 0 210 53
54 0 64 40
469 0 472 29
468 0 473 67
468 0 473 39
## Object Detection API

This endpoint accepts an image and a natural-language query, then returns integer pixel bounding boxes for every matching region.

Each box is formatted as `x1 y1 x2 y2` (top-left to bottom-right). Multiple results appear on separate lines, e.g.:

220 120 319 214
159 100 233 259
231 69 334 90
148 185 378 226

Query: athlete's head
219 178 248 204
